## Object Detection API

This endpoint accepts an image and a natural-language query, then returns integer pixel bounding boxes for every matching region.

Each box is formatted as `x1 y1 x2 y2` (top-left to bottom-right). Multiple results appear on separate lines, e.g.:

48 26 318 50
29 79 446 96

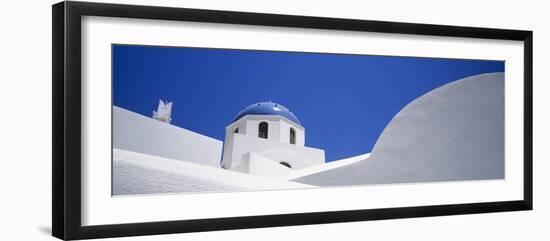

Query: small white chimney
152 99 173 124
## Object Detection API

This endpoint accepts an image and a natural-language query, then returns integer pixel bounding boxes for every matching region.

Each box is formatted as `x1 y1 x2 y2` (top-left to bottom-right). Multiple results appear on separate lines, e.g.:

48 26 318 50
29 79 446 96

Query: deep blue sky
113 45 504 162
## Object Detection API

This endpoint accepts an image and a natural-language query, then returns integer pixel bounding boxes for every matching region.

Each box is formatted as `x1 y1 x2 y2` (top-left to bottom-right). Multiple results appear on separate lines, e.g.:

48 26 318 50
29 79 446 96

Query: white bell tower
221 102 325 177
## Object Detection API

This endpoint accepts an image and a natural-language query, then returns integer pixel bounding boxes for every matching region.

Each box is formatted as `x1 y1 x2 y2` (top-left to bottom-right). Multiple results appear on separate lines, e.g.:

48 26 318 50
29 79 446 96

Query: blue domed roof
234 102 301 125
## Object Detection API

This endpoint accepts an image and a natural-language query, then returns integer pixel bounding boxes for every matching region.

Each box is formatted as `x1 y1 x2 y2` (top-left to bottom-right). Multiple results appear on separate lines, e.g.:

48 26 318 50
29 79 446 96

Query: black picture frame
52 1 533 240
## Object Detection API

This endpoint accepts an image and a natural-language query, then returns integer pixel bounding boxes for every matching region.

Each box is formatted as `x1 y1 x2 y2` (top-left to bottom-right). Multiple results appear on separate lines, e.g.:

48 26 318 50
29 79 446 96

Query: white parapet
113 148 316 195
113 106 223 167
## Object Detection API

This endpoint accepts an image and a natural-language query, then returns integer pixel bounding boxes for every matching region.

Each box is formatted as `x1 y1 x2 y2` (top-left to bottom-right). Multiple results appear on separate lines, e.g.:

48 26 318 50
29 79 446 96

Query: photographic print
53 3 532 239
112 44 505 196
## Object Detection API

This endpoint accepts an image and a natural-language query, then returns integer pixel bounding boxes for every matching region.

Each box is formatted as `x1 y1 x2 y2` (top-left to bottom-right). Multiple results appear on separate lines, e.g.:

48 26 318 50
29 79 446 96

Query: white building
112 101 369 195
221 102 325 178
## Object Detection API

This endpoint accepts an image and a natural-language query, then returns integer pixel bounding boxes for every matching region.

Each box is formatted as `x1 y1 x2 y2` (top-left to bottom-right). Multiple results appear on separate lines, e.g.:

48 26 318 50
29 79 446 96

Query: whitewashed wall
113 106 223 167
